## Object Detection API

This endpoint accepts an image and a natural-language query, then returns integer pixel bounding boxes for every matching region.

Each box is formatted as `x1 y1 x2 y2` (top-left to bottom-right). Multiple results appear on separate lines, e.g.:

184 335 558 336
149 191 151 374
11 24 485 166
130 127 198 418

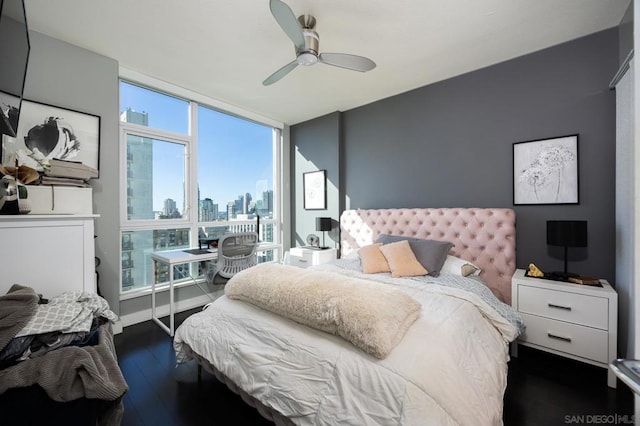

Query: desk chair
208 232 258 284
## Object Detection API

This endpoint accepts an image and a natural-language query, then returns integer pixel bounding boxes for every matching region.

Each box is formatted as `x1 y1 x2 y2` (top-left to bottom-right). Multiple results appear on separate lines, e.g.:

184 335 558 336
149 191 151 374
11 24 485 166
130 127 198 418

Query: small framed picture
303 170 326 210
513 134 579 205
2 99 100 175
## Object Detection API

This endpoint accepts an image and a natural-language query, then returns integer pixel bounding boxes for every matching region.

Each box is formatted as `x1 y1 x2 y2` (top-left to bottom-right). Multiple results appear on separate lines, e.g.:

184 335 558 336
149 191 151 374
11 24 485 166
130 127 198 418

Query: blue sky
120 82 273 212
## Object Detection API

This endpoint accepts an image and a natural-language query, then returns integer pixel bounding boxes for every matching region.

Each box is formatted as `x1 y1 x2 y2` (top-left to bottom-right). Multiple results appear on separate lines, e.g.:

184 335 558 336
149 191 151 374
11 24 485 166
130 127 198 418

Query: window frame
118 71 284 299
119 121 192 227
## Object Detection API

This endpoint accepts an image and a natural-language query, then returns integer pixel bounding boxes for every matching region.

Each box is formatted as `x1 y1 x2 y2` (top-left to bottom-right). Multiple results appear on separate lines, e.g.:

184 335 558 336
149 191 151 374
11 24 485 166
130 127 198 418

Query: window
125 134 186 220
120 81 189 134
119 80 282 295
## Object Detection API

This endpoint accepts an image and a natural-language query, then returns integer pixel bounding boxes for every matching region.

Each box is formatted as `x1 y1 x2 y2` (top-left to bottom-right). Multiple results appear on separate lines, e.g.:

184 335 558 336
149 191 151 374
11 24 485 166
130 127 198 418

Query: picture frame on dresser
1 99 100 175
513 134 579 205
303 169 326 210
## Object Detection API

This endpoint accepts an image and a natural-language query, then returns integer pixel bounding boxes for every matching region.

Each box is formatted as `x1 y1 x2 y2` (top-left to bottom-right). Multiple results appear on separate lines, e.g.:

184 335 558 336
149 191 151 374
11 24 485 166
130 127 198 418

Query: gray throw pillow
374 234 453 277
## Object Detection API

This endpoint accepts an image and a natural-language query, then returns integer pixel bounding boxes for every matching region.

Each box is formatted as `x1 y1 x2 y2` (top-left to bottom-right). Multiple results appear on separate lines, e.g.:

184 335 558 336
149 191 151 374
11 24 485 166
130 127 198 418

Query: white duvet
173 263 522 425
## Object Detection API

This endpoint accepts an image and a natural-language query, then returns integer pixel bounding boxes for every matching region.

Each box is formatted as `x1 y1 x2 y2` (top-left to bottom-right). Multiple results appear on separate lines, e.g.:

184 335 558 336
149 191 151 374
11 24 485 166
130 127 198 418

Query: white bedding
174 263 523 425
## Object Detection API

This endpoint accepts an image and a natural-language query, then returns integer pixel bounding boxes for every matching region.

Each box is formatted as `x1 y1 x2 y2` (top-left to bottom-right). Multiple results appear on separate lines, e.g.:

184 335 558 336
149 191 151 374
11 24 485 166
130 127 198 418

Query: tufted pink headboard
340 208 516 304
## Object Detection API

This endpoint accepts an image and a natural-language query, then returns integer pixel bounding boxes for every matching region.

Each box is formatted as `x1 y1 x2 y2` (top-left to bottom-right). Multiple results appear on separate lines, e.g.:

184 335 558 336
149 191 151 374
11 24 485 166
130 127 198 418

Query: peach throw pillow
379 240 429 278
358 244 391 274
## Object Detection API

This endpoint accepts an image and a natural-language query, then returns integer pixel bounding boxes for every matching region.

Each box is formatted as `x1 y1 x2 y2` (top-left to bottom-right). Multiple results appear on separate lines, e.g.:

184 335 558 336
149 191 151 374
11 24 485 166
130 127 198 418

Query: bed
174 207 523 425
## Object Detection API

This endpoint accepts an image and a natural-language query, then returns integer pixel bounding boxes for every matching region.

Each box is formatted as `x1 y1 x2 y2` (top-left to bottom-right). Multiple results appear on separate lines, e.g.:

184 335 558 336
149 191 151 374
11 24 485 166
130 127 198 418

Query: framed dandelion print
513 134 579 205
303 170 327 210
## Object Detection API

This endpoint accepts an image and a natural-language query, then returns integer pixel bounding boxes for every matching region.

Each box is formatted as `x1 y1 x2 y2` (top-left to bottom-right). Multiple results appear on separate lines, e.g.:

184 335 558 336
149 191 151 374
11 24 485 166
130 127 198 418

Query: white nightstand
511 269 618 388
287 247 338 268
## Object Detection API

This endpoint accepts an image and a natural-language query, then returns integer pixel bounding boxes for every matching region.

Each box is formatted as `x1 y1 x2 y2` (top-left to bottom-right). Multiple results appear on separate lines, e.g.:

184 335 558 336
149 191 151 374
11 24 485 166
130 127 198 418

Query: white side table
511 269 618 387
287 247 338 268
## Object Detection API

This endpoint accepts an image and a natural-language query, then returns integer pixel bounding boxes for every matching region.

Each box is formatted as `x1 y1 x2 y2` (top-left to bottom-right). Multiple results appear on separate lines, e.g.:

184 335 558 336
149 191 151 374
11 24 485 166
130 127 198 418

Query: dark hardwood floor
115 308 634 425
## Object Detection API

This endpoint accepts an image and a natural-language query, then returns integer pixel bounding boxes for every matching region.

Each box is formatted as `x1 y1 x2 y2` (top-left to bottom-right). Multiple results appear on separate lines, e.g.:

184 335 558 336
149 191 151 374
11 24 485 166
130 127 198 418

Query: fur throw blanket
225 263 421 358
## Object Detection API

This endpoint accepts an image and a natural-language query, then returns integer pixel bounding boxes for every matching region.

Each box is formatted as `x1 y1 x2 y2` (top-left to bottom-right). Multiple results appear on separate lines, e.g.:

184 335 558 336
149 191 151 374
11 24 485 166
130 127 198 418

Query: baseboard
118 292 222 330
112 320 123 335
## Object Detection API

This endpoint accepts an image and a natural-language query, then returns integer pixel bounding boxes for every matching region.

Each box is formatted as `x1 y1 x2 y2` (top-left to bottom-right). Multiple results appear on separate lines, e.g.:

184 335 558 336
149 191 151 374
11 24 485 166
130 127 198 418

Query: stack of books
568 276 601 286
40 159 98 187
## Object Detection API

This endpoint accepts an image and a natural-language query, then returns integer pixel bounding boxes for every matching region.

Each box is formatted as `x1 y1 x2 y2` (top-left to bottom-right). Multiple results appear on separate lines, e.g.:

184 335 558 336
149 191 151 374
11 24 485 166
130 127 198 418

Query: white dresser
511 268 618 387
0 214 99 297
287 247 338 268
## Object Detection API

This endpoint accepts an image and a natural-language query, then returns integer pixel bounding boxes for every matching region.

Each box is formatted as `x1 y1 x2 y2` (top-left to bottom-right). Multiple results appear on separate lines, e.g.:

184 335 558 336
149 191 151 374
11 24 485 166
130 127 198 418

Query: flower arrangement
6 147 51 171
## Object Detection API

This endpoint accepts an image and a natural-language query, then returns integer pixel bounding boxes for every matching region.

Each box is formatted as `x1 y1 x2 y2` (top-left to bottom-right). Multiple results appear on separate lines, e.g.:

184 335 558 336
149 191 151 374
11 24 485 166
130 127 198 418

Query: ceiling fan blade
269 0 305 51
263 60 299 86
319 53 376 72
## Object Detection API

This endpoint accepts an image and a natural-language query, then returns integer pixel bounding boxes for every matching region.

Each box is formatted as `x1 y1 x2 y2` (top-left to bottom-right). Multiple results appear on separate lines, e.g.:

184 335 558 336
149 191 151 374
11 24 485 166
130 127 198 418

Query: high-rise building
262 189 273 217
200 198 217 221
121 109 152 221
245 192 252 214
227 200 236 220
121 109 153 290
160 198 181 218
163 198 177 216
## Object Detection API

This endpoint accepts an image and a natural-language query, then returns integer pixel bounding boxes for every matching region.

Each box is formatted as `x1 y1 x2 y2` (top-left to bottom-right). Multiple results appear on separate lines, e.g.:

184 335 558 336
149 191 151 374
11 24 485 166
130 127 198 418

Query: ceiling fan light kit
264 0 376 85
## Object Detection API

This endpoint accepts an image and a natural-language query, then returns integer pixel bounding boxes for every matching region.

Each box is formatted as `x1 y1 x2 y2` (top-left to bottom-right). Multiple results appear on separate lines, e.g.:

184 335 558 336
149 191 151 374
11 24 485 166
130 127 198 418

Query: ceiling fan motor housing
296 15 319 65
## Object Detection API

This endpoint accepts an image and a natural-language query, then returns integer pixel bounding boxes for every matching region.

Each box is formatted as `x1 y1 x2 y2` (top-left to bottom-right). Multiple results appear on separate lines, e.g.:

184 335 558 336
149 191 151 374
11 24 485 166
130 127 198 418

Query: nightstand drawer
288 247 338 268
290 247 314 259
519 313 609 363
518 285 608 330
289 254 312 268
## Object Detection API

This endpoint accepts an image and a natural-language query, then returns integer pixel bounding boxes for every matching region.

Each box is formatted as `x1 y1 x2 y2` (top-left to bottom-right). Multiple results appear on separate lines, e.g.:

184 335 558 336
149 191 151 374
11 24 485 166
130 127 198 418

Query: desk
151 249 218 336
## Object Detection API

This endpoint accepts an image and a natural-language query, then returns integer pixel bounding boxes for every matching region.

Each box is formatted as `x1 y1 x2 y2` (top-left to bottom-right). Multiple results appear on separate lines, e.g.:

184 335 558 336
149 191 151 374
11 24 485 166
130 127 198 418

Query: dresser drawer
519 313 609 363
518 285 608 330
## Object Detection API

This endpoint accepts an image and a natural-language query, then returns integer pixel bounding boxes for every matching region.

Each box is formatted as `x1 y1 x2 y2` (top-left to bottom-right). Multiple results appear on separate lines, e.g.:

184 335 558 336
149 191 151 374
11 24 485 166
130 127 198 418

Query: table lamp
546 220 587 279
316 217 332 249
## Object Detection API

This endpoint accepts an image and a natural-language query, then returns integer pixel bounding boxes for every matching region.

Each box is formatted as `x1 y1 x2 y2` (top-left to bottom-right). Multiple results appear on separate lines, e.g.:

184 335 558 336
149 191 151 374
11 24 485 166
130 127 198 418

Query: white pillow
440 255 481 277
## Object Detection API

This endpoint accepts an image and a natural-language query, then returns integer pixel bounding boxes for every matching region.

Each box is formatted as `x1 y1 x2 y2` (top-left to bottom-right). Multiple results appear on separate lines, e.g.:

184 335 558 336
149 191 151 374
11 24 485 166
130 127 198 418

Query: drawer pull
548 302 572 311
548 332 572 343
298 259 308 263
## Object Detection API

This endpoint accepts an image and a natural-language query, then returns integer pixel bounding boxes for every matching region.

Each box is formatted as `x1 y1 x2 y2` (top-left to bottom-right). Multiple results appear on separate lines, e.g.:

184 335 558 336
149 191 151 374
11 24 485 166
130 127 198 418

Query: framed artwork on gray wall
1 99 100 175
513 134 579 205
303 170 327 210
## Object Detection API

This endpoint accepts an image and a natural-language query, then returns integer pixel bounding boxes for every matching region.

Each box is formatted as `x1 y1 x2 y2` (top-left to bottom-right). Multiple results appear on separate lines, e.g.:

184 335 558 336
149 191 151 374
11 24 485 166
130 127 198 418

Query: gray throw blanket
0 284 39 352
0 286 128 426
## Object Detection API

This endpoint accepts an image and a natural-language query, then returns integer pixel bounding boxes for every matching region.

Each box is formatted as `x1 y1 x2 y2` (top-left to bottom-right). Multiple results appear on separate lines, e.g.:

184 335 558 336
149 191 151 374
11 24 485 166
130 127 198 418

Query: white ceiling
22 0 629 125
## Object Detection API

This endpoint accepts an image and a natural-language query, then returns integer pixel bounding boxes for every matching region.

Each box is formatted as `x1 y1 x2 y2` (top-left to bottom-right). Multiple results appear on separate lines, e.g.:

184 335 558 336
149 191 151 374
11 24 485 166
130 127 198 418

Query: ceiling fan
263 0 376 86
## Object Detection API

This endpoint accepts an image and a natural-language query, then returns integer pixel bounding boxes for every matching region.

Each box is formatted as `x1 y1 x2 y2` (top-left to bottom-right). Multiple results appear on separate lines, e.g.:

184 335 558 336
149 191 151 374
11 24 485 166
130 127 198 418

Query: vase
0 175 29 214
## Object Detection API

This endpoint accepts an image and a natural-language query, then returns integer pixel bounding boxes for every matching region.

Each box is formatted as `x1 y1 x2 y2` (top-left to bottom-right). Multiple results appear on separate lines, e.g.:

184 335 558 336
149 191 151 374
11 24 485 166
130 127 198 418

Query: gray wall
292 29 618 283
291 111 342 248
23 30 121 314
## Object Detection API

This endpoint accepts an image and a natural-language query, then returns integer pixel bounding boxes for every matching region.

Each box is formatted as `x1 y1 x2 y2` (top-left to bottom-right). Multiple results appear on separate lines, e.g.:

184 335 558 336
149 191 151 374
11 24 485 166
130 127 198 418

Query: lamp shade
546 220 588 247
316 217 332 232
